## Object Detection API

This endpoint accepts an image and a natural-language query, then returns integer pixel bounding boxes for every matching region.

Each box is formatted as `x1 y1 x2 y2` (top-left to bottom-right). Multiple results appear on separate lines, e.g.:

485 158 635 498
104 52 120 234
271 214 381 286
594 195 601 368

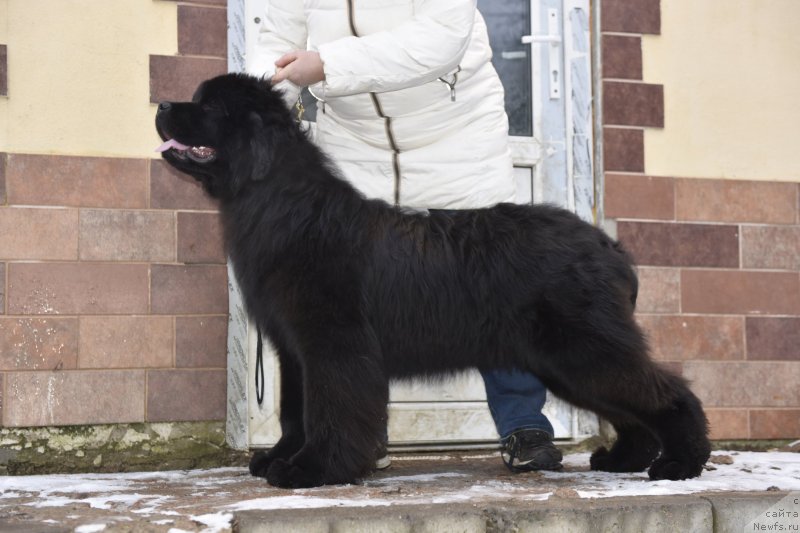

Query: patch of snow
367 472 468 484
75 525 106 533
190 512 234 532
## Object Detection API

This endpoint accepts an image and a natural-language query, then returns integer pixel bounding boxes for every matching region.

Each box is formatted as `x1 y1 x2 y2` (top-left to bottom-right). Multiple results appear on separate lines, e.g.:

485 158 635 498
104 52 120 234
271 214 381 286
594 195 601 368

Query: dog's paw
647 456 703 480
266 458 326 489
590 445 656 473
249 450 276 479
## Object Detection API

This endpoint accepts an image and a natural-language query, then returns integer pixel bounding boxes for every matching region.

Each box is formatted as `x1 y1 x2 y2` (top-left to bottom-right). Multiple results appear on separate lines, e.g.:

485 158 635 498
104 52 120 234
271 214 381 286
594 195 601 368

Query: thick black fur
156 73 710 488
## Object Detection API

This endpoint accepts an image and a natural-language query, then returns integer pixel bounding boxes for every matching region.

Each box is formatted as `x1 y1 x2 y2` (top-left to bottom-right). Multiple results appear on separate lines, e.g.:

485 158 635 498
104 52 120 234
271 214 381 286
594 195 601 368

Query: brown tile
150 55 226 103
602 35 642 80
638 315 744 361
177 212 225 264
603 81 664 128
4 370 145 427
601 0 660 34
681 270 800 315
683 362 800 407
603 128 644 172
0 318 79 371
176 316 227 368
750 409 800 439
7 263 149 315
676 179 797 224
618 222 739 268
0 208 79 260
179 5 227 57
657 361 683 376
147 369 226 422
6 154 148 208
746 318 800 361
150 265 228 314
635 267 680 313
79 316 173 369
80 209 175 262
704 409 749 440
0 262 5 314
151 160 218 210
0 152 7 204
0 45 7 96
741 226 800 271
605 174 674 220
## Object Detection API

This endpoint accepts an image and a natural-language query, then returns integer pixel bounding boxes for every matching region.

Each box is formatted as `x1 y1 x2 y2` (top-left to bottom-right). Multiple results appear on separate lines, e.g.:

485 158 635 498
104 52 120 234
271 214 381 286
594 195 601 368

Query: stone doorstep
234 492 789 533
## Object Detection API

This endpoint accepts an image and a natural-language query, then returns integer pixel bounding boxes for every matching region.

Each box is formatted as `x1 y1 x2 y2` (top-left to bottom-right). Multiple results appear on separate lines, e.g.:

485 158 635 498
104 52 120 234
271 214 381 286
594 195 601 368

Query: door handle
520 9 562 99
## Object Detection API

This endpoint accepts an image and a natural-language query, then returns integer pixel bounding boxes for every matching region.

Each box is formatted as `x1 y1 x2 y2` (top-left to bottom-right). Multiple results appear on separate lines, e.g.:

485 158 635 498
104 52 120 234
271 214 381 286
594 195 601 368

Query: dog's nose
158 102 172 113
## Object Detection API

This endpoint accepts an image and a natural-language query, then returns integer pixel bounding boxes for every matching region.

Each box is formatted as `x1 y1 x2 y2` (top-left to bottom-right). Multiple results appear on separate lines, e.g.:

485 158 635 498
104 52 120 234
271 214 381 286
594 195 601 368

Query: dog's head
155 73 295 200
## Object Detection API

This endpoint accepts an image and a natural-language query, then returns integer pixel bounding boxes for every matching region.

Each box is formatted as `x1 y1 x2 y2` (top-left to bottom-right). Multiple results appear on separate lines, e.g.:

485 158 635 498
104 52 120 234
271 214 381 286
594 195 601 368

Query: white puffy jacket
249 0 515 210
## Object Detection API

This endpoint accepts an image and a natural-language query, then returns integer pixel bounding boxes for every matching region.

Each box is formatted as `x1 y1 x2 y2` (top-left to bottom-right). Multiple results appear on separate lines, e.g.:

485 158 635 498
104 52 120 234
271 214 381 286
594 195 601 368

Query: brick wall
0 0 230 427
602 0 800 440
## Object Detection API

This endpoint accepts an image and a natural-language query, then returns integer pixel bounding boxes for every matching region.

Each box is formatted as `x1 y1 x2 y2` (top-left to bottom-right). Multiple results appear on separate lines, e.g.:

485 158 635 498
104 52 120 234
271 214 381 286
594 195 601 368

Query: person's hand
272 51 325 86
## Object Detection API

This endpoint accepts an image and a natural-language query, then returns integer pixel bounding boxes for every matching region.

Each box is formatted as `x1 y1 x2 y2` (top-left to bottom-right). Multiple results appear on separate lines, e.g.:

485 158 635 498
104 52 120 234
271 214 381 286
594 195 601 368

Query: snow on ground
0 452 797 532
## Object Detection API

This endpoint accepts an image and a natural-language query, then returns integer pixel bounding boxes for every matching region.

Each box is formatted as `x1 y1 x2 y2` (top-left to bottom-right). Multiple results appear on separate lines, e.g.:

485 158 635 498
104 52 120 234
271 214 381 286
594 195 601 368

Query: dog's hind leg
265 328 388 488
249 345 306 479
533 319 710 480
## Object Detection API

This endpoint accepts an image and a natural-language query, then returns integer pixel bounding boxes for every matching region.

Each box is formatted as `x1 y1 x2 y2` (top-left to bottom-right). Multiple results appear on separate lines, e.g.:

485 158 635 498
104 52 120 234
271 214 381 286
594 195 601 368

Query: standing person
250 0 562 473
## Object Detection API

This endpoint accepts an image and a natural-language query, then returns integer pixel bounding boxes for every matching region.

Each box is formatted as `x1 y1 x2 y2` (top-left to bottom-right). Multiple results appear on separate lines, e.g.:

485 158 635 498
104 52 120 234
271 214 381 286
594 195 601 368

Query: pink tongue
155 139 190 152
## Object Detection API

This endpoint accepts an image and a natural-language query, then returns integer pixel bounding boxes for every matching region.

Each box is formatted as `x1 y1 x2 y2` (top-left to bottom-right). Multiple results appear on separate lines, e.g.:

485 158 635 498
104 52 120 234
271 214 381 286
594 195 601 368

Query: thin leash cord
255 329 265 406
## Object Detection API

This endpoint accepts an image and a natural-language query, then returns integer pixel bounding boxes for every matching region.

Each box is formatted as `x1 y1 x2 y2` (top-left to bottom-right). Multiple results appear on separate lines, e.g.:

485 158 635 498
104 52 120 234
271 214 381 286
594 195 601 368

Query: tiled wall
602 0 800 440
0 0 229 427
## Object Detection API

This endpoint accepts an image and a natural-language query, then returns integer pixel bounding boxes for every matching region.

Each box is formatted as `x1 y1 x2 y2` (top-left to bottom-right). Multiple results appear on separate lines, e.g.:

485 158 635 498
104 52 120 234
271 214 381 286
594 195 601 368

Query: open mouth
155 138 217 163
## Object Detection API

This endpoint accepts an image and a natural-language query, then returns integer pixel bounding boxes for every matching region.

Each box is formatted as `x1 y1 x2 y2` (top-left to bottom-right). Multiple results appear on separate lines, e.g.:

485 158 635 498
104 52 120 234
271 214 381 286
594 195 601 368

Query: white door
225 0 597 450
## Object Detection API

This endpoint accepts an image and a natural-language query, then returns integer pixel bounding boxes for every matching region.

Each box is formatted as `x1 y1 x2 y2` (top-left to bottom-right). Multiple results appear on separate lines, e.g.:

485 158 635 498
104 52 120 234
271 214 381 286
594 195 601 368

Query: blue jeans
480 369 554 441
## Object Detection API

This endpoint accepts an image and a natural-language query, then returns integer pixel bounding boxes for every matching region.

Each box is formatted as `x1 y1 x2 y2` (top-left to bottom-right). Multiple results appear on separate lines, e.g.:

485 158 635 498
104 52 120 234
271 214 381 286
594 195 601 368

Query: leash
255 329 265 406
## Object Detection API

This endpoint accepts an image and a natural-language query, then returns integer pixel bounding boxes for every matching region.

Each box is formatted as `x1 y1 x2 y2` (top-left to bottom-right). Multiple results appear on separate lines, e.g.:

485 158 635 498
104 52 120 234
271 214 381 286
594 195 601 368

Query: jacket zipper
346 0 402 206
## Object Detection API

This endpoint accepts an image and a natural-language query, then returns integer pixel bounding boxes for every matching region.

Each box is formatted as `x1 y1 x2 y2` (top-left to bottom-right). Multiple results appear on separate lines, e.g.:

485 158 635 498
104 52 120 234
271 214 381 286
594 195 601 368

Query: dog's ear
230 111 276 187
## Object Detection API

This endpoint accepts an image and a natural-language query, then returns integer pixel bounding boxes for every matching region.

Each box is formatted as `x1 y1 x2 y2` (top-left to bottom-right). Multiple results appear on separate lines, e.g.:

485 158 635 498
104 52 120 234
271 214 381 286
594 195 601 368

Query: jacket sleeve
248 0 307 104
317 0 477 97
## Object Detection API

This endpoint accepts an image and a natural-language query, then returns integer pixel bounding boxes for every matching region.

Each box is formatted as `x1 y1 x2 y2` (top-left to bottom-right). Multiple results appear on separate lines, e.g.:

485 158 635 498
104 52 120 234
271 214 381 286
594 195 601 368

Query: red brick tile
704 409 749 440
618 222 739 268
635 267 680 313
603 81 664 128
79 316 173 369
683 362 800 407
741 226 800 271
603 128 644 172
0 208 79 260
0 318 78 371
7 263 149 315
3 370 145 426
79 209 175 262
749 409 800 439
604 174 674 220
638 315 744 361
601 0 660 34
675 179 797 224
176 316 227 368
150 265 228 314
150 160 218 210
179 5 227 57
602 35 642 80
0 262 5 314
6 154 148 208
746 318 800 361
147 369 226 422
681 270 800 315
0 152 7 204
150 55 226 103
177 212 226 264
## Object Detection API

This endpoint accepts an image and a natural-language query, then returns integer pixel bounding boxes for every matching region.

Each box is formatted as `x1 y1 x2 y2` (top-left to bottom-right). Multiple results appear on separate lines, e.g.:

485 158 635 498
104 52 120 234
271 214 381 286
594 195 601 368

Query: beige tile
681 270 800 315
0 208 79 260
79 209 175 262
683 362 800 407
635 267 680 313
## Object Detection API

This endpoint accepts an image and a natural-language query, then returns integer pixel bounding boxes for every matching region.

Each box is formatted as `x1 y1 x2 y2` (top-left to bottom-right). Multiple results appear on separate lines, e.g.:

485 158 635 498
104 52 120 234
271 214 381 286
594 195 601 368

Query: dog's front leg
249 347 306 479
265 330 388 488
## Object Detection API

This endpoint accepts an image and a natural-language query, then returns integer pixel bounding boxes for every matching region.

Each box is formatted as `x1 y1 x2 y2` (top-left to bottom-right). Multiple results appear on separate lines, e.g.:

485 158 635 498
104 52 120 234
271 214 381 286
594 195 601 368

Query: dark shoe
501 429 563 472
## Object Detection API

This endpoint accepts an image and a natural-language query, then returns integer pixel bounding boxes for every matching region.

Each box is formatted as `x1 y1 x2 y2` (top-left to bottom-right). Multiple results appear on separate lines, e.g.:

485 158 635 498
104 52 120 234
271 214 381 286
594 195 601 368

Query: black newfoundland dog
156 73 710 488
